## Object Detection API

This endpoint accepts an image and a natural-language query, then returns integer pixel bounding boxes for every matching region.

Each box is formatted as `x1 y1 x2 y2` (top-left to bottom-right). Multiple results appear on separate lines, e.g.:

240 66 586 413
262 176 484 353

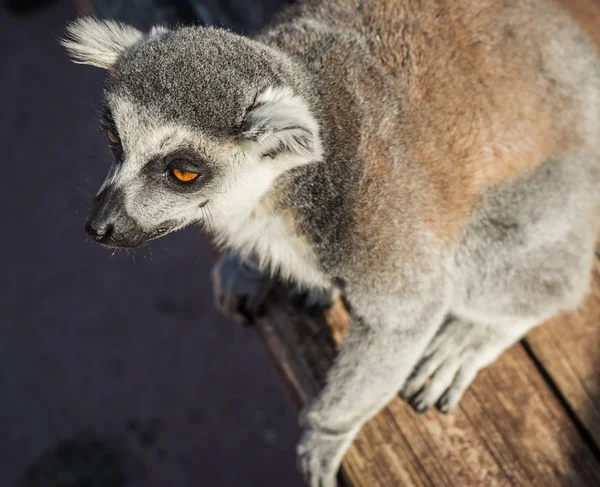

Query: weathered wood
256 278 600 486
526 255 600 449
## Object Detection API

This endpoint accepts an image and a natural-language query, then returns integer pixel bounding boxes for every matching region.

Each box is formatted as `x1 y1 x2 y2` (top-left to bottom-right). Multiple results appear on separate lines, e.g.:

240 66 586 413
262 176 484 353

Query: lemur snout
84 220 113 242
85 187 146 248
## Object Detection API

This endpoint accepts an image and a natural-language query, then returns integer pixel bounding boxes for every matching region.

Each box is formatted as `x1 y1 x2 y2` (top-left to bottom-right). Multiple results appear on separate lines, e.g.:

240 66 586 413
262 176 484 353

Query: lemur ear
61 17 144 69
241 86 323 164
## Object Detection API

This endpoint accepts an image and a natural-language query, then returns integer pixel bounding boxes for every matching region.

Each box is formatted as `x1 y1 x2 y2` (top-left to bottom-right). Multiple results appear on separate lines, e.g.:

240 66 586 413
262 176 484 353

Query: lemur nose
85 221 114 242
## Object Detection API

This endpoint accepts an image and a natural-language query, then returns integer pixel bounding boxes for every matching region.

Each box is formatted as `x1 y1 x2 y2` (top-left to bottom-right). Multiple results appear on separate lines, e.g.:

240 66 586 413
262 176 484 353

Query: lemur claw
401 318 519 413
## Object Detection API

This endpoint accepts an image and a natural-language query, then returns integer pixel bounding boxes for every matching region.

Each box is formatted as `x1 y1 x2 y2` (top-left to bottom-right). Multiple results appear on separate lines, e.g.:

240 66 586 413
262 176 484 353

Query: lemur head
63 18 322 248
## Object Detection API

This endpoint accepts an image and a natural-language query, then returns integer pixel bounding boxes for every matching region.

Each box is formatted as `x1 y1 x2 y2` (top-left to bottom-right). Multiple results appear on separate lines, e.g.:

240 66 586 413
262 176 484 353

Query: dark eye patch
166 156 202 174
142 149 216 193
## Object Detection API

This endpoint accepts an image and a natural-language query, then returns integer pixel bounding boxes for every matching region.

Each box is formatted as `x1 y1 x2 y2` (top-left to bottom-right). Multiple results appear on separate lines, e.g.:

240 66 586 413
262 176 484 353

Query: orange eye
171 168 199 182
107 131 120 144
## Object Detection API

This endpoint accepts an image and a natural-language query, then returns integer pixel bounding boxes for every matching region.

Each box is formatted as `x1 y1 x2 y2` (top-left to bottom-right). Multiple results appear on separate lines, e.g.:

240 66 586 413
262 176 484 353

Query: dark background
0 1 304 485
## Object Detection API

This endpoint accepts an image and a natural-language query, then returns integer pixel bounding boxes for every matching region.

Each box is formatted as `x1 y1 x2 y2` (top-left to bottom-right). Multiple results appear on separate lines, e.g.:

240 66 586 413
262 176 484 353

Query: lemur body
63 1 600 485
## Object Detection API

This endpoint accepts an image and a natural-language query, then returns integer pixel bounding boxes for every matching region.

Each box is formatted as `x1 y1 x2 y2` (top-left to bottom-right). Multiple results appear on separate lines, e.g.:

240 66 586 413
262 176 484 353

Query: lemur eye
170 168 199 182
107 131 120 144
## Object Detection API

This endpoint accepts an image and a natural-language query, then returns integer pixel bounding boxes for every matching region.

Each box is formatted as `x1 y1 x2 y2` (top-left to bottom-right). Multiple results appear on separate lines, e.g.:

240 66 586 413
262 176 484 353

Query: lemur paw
400 318 513 413
211 253 274 326
297 424 352 487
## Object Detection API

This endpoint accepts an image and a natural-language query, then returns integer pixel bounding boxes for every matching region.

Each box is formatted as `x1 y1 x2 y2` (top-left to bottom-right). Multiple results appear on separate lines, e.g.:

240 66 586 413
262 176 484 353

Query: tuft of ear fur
241 86 323 165
61 17 144 69
149 25 170 37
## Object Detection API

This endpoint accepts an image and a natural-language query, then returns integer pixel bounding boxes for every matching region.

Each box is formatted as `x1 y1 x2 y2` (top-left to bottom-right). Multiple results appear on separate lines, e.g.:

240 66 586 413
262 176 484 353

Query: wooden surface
255 255 600 486
526 256 600 449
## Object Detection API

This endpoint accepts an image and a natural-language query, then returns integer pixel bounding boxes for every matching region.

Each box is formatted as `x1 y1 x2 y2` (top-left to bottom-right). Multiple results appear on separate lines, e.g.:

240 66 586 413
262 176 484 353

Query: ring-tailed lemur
63 0 600 484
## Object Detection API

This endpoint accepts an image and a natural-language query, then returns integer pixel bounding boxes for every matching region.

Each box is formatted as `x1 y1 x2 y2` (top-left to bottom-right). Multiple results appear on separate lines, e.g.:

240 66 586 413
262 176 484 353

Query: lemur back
263 0 600 246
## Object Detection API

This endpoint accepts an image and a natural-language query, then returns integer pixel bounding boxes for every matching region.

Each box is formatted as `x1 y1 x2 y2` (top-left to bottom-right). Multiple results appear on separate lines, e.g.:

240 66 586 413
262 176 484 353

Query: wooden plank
256 286 600 486
526 250 600 450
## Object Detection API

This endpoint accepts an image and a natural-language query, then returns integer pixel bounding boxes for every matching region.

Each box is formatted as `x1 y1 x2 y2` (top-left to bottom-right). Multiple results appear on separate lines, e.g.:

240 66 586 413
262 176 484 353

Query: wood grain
256 286 600 486
526 252 600 451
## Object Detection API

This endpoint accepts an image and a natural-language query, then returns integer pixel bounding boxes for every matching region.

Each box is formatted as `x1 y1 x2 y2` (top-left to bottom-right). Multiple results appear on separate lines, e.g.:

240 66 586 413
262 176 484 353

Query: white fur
149 25 170 37
62 18 143 69
206 158 327 288
206 86 326 286
102 94 327 287
242 86 324 166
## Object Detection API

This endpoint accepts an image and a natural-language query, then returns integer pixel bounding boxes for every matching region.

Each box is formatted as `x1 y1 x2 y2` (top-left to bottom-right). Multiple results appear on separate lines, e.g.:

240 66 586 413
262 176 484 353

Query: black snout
85 187 145 248
84 220 114 242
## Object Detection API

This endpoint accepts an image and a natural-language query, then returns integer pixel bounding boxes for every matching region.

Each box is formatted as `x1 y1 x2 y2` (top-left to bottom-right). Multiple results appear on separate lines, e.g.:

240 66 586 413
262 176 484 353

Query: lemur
63 0 600 485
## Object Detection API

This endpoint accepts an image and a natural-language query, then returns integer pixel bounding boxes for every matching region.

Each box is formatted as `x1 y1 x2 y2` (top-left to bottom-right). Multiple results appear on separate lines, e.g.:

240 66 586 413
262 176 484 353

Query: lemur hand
297 428 351 487
211 253 274 326
297 408 355 487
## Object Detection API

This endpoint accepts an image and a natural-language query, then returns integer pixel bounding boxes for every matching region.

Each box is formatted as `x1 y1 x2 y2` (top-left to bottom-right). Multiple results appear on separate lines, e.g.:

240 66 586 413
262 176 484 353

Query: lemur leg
400 317 534 413
402 153 600 414
211 252 275 325
297 290 448 487
402 225 597 414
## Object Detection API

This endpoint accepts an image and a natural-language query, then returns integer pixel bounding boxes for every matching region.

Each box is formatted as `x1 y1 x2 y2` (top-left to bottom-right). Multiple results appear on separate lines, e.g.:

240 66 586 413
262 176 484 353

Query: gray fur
111 27 291 136
63 1 600 485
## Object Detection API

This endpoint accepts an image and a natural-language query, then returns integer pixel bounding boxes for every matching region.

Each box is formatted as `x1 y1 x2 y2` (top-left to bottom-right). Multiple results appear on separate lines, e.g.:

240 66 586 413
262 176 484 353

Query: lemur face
85 98 219 247
63 19 322 248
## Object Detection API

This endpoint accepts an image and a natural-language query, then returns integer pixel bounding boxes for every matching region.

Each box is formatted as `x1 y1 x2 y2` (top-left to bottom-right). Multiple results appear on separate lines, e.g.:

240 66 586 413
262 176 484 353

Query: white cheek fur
106 92 327 287
205 155 327 288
